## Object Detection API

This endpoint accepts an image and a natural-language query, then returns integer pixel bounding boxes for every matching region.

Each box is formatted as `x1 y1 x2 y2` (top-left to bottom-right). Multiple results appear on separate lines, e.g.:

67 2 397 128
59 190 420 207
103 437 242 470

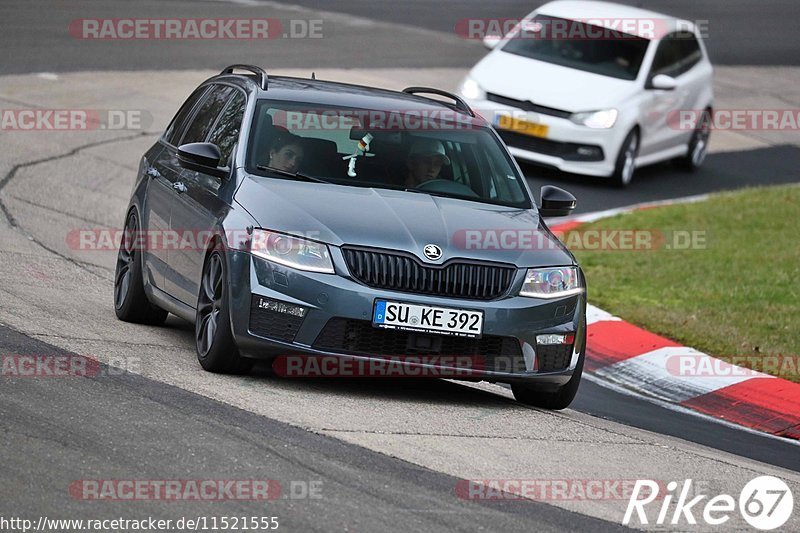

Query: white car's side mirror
650 74 678 91
482 34 502 50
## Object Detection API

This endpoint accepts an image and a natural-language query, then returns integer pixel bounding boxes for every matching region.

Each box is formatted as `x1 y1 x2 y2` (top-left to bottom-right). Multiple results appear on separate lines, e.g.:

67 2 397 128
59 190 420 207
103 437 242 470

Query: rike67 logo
624 476 794 530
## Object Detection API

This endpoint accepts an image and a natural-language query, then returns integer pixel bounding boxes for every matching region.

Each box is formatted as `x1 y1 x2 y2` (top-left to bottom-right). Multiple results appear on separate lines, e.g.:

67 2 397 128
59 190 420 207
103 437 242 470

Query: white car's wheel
611 129 639 188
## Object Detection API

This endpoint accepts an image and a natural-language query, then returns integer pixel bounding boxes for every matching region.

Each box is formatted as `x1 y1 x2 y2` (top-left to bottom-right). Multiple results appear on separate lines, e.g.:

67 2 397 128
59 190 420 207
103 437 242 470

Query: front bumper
226 249 586 385
467 97 626 178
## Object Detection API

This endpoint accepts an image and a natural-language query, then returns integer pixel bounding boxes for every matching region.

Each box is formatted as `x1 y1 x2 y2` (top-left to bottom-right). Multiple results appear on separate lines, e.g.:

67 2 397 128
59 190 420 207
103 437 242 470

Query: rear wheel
114 210 168 325
611 129 639 188
195 249 253 374
676 108 711 171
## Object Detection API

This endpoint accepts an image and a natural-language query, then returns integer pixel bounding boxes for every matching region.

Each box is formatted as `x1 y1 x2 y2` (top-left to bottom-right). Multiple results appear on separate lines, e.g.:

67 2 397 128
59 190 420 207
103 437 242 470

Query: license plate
495 113 549 138
373 300 484 338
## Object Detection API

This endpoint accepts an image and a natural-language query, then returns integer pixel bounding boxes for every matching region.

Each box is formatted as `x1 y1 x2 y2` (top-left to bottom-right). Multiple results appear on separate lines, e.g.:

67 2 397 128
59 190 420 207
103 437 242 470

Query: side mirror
539 185 576 217
482 34 502 50
648 74 678 91
177 142 229 179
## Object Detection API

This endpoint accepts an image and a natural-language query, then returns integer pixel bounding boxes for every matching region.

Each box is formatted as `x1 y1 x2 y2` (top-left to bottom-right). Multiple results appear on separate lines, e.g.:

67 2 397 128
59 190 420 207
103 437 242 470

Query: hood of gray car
236 176 574 268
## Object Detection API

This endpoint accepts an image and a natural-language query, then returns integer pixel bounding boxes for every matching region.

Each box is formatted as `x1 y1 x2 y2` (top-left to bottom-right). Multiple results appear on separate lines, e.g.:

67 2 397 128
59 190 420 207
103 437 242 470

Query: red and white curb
549 195 800 440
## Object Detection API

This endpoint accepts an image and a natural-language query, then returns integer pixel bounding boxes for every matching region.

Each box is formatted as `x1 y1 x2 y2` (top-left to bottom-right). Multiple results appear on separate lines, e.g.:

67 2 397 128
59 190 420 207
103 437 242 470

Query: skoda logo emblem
423 244 443 261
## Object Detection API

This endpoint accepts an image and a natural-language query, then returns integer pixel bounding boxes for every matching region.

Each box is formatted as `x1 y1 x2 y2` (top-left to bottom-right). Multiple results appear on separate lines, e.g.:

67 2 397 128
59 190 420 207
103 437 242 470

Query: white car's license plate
372 300 484 338
493 112 549 138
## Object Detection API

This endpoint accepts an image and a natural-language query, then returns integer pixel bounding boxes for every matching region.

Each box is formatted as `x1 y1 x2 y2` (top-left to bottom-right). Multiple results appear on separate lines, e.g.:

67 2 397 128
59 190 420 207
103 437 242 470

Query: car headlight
250 229 335 274
519 267 582 298
459 77 486 100
570 109 618 129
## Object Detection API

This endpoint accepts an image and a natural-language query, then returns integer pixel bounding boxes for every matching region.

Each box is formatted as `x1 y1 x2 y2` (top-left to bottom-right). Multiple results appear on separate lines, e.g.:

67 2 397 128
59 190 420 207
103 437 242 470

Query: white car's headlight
459 77 486 100
520 267 582 298
570 109 618 129
250 229 334 274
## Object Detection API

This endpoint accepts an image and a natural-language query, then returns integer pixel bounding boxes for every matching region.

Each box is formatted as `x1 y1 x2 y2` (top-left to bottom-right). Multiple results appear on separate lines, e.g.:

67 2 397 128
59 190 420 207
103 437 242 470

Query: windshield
501 15 650 81
245 100 531 208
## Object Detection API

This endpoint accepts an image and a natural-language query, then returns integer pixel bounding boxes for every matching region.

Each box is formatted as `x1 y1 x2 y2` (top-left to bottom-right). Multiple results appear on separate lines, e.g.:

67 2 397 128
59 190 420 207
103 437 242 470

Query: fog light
536 333 575 345
255 296 307 317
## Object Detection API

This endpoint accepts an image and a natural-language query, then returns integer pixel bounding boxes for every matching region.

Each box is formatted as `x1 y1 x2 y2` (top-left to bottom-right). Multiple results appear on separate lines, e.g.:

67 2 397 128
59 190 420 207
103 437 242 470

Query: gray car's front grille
342 247 516 300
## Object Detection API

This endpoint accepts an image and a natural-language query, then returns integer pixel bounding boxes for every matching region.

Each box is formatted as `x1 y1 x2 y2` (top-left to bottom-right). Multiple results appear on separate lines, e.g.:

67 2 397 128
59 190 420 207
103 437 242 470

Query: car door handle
172 181 188 194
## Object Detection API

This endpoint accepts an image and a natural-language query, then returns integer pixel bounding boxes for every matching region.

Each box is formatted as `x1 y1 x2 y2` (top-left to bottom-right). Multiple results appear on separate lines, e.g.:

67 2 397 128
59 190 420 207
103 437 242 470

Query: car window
163 86 209 146
675 32 702 74
181 85 233 145
501 15 650 81
208 91 246 165
246 100 531 209
650 34 682 78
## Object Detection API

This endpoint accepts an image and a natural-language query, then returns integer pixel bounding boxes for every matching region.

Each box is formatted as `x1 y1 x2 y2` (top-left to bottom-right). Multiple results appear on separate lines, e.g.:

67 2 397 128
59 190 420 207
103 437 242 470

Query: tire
195 249 253 374
114 210 169 325
675 108 711 172
511 346 585 410
611 129 639 188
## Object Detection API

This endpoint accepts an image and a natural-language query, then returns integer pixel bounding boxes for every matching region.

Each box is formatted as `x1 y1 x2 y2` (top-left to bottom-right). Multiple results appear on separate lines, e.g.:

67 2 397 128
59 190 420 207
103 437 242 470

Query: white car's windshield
501 15 650 81
246 99 532 208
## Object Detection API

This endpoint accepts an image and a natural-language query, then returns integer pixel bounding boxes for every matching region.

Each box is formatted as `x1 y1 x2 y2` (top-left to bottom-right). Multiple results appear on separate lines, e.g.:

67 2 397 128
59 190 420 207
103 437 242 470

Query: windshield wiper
255 165 331 184
404 187 476 201
403 187 447 197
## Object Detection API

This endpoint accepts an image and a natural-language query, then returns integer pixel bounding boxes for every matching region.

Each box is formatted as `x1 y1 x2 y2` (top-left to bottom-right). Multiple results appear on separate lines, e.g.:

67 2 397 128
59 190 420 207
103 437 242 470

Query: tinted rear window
163 86 209 146
181 85 233 145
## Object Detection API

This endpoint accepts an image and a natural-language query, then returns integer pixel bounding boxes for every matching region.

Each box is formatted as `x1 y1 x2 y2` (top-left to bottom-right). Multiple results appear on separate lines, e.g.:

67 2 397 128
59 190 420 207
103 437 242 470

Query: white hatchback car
458 0 714 186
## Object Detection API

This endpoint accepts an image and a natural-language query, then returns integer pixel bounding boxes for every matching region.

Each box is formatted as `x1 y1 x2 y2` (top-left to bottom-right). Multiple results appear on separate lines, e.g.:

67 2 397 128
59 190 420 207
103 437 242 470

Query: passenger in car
267 132 305 173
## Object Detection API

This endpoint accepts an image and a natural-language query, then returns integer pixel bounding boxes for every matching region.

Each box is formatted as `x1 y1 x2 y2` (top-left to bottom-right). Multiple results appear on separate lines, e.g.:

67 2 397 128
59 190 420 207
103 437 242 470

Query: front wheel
611 129 639 188
195 250 253 374
511 352 584 410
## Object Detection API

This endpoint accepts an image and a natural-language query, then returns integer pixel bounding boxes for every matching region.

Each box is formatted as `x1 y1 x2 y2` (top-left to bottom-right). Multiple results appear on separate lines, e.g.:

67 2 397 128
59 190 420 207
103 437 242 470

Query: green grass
571 184 800 381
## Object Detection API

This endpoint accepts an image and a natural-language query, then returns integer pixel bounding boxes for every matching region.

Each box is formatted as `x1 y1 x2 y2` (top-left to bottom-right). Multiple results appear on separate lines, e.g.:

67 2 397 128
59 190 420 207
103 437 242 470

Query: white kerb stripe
593 346 773 403
586 304 621 325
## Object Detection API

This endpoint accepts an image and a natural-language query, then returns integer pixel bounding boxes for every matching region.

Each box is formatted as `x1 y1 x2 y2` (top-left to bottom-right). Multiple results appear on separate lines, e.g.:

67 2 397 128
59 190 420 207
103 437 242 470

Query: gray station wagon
114 64 587 409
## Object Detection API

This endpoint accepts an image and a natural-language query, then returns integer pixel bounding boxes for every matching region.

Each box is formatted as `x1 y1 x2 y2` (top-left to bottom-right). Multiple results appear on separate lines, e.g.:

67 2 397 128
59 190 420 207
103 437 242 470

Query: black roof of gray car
209 71 487 125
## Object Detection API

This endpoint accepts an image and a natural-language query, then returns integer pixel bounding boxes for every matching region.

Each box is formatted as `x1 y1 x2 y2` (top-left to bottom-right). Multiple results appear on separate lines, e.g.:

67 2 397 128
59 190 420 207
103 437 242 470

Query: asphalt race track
1 1 799 531
3 0 799 70
0 324 623 532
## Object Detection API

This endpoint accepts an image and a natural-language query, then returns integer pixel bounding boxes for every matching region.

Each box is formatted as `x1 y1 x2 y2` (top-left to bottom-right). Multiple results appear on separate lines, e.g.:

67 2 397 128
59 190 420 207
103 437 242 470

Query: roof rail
402 87 476 117
220 64 268 90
